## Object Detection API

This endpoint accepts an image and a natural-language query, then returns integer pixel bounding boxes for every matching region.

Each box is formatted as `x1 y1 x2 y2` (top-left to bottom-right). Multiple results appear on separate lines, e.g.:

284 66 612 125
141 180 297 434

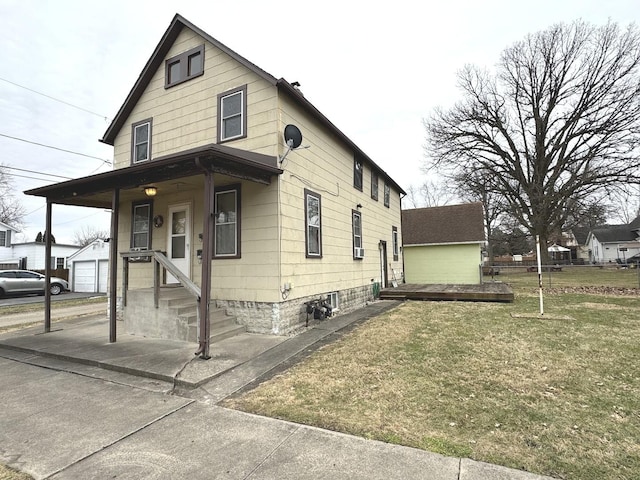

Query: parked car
0 270 69 296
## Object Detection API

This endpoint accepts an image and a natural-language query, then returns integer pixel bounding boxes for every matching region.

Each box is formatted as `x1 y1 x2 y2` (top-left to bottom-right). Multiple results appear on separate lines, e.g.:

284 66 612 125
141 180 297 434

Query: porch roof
24 143 282 209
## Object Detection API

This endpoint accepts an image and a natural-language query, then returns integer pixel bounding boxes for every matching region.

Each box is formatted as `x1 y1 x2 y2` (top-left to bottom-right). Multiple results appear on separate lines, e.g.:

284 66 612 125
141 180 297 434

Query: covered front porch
24 143 282 359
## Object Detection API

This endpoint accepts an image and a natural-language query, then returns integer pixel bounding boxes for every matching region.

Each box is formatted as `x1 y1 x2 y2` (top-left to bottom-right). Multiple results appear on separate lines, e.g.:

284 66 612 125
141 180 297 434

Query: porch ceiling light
144 186 157 197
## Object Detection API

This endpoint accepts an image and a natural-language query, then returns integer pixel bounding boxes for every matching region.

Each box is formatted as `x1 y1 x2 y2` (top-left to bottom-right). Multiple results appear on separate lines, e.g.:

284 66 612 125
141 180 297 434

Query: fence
484 264 640 290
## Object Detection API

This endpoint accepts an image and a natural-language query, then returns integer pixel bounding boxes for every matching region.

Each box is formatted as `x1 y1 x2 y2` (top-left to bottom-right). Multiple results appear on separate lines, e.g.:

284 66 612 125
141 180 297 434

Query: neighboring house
0 221 19 268
569 227 591 263
402 203 485 285
7 243 80 270
67 240 110 293
586 216 640 263
25 14 405 350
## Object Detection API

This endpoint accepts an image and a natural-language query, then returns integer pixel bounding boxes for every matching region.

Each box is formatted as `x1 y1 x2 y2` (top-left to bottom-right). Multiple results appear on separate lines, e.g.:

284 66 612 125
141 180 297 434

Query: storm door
167 203 191 284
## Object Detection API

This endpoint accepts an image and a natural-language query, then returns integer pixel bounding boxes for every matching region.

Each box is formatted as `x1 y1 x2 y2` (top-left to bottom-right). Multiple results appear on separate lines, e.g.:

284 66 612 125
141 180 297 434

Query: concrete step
188 321 246 343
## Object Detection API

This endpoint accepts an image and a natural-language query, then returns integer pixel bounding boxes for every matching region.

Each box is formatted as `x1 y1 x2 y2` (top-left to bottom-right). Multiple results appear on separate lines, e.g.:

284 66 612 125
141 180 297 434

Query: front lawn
223 286 640 479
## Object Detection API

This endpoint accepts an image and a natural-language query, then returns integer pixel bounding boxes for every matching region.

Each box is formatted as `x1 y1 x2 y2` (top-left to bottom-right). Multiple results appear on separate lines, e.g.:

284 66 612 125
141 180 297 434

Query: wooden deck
379 282 514 303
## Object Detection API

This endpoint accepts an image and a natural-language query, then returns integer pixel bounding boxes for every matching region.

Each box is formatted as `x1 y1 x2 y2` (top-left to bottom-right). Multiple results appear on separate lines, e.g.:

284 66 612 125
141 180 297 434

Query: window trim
165 44 205 88
214 184 241 259
352 209 363 260
131 118 152 164
130 200 153 260
371 171 379 201
0 230 6 247
353 156 363 191
217 85 247 143
304 189 322 258
384 182 391 208
392 226 399 261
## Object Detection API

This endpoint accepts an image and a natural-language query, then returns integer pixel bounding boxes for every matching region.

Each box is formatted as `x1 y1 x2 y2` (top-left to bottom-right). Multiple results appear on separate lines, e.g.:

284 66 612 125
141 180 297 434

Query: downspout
44 199 52 332
109 188 120 343
195 158 213 359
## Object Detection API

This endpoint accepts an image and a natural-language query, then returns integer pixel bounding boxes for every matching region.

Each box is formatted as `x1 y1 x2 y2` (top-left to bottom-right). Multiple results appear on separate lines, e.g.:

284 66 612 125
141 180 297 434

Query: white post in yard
536 235 544 316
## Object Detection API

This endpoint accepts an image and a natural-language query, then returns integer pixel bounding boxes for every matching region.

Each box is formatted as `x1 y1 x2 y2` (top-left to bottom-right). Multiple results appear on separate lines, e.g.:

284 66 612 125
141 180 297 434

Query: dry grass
0 464 32 480
224 286 640 479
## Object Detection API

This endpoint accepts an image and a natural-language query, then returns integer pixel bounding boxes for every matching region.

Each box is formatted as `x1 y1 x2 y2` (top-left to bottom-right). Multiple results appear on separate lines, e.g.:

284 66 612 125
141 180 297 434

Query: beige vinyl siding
112 28 279 168
403 244 482 284
276 93 403 298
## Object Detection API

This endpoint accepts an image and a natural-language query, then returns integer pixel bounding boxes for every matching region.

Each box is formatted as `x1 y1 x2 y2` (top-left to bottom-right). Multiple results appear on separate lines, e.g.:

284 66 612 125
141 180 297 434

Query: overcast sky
1 0 639 244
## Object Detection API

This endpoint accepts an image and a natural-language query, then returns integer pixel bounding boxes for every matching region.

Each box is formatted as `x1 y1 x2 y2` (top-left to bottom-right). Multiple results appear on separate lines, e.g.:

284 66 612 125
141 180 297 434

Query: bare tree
73 225 110 247
0 164 25 229
606 185 640 224
402 178 456 209
425 20 640 261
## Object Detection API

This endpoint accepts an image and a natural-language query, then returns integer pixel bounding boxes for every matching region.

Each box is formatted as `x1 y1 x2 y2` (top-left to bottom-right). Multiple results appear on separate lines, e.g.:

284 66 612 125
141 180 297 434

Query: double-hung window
0 230 9 247
214 185 241 258
392 226 399 261
131 201 153 260
371 172 379 201
384 182 391 208
165 44 204 88
218 85 247 142
352 210 363 259
132 119 152 164
305 189 322 258
354 156 363 191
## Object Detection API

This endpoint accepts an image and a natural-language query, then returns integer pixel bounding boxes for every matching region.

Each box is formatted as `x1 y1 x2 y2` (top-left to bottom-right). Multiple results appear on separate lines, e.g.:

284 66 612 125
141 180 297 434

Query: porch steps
159 287 246 343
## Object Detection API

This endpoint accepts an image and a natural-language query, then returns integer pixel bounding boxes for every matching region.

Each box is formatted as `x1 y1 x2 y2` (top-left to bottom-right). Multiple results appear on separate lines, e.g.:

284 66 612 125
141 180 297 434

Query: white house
67 240 110 293
0 221 19 268
586 216 640 264
8 242 81 270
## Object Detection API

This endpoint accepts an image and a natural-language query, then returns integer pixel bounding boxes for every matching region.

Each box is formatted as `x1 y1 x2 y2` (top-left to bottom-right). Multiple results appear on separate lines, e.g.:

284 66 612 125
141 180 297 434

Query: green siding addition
404 244 481 284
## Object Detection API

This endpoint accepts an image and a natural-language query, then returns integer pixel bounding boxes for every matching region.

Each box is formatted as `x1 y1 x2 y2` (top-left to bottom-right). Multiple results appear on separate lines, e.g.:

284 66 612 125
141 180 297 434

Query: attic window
165 44 204 88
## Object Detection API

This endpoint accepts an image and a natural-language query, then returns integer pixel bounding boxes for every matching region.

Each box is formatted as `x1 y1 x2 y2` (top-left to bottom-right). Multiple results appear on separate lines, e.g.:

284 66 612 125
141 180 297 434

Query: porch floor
379 282 514 302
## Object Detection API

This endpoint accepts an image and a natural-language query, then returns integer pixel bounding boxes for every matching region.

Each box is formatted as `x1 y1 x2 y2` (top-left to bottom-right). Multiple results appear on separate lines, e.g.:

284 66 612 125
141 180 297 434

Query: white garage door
73 261 96 293
98 260 109 293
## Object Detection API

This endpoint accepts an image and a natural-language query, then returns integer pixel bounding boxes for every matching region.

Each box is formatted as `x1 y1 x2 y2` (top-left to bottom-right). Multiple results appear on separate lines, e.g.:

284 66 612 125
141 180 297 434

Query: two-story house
0 221 19 268
25 14 404 357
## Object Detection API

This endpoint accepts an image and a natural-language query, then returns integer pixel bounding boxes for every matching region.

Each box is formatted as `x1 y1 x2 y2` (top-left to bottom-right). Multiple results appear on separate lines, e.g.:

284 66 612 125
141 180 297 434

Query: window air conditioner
354 247 365 259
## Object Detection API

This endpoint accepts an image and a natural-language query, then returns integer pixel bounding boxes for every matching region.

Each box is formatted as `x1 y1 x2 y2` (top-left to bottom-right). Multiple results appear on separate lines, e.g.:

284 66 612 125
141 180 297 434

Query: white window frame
132 119 151 164
0 231 6 247
392 226 399 261
353 210 363 259
218 85 247 142
131 201 153 257
328 291 339 311
214 185 240 258
305 189 322 258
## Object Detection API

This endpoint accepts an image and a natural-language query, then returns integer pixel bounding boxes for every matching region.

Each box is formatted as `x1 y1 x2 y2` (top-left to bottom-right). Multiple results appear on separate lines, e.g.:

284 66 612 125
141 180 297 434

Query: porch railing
120 250 201 308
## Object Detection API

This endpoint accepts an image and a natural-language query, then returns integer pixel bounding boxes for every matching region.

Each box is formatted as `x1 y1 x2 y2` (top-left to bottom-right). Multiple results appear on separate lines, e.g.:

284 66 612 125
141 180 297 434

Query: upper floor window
392 226 399 261
132 119 152 164
131 201 153 251
384 182 391 208
371 171 379 201
218 85 247 143
305 189 322 258
165 44 204 88
353 210 363 259
0 230 9 247
354 157 363 191
215 184 241 258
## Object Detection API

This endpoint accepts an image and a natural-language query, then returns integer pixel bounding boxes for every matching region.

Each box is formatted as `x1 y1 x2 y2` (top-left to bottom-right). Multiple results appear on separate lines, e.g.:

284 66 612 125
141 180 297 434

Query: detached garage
68 240 110 293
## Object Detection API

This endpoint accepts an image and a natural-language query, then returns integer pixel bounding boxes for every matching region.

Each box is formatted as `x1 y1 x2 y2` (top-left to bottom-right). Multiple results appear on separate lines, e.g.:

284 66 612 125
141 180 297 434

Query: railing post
153 257 159 308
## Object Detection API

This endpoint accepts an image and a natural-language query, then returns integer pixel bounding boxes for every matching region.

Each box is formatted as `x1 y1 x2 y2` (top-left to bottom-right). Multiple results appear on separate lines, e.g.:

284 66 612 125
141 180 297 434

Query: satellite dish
284 124 303 149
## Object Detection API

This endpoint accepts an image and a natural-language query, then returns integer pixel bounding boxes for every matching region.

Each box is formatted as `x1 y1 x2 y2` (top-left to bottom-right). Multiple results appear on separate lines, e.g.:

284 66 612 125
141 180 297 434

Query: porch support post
109 188 120 343
196 160 214 359
44 199 52 333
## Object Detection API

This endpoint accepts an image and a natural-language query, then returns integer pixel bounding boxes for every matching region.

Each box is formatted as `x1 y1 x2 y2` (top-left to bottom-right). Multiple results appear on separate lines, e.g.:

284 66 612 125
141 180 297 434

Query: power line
3 172 64 183
3 165 73 180
0 76 110 121
0 132 112 165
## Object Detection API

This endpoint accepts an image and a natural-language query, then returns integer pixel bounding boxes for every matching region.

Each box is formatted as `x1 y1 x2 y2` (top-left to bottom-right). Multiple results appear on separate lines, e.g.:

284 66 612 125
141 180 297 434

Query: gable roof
402 203 485 246
100 13 404 196
0 221 19 232
590 224 639 243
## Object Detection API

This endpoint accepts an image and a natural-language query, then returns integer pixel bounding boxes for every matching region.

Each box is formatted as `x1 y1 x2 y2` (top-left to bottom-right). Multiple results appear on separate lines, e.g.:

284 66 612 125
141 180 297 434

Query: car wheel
50 284 62 295
0 287 4 297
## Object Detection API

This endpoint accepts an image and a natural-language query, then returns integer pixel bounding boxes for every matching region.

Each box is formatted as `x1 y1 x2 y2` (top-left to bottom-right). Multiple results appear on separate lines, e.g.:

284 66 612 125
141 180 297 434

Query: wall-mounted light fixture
356 203 363 209
144 186 157 197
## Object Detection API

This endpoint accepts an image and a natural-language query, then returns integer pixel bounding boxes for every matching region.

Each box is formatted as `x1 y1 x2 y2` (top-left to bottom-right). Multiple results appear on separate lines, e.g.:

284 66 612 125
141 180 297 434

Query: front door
379 240 388 288
167 203 191 284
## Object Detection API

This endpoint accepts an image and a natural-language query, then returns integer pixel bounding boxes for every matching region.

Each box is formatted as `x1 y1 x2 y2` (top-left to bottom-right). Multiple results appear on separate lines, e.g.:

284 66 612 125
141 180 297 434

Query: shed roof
402 203 485 246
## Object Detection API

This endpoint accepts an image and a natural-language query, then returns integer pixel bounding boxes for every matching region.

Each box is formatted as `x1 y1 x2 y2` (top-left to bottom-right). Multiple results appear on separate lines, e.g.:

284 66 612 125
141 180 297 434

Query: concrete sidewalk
0 301 556 479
